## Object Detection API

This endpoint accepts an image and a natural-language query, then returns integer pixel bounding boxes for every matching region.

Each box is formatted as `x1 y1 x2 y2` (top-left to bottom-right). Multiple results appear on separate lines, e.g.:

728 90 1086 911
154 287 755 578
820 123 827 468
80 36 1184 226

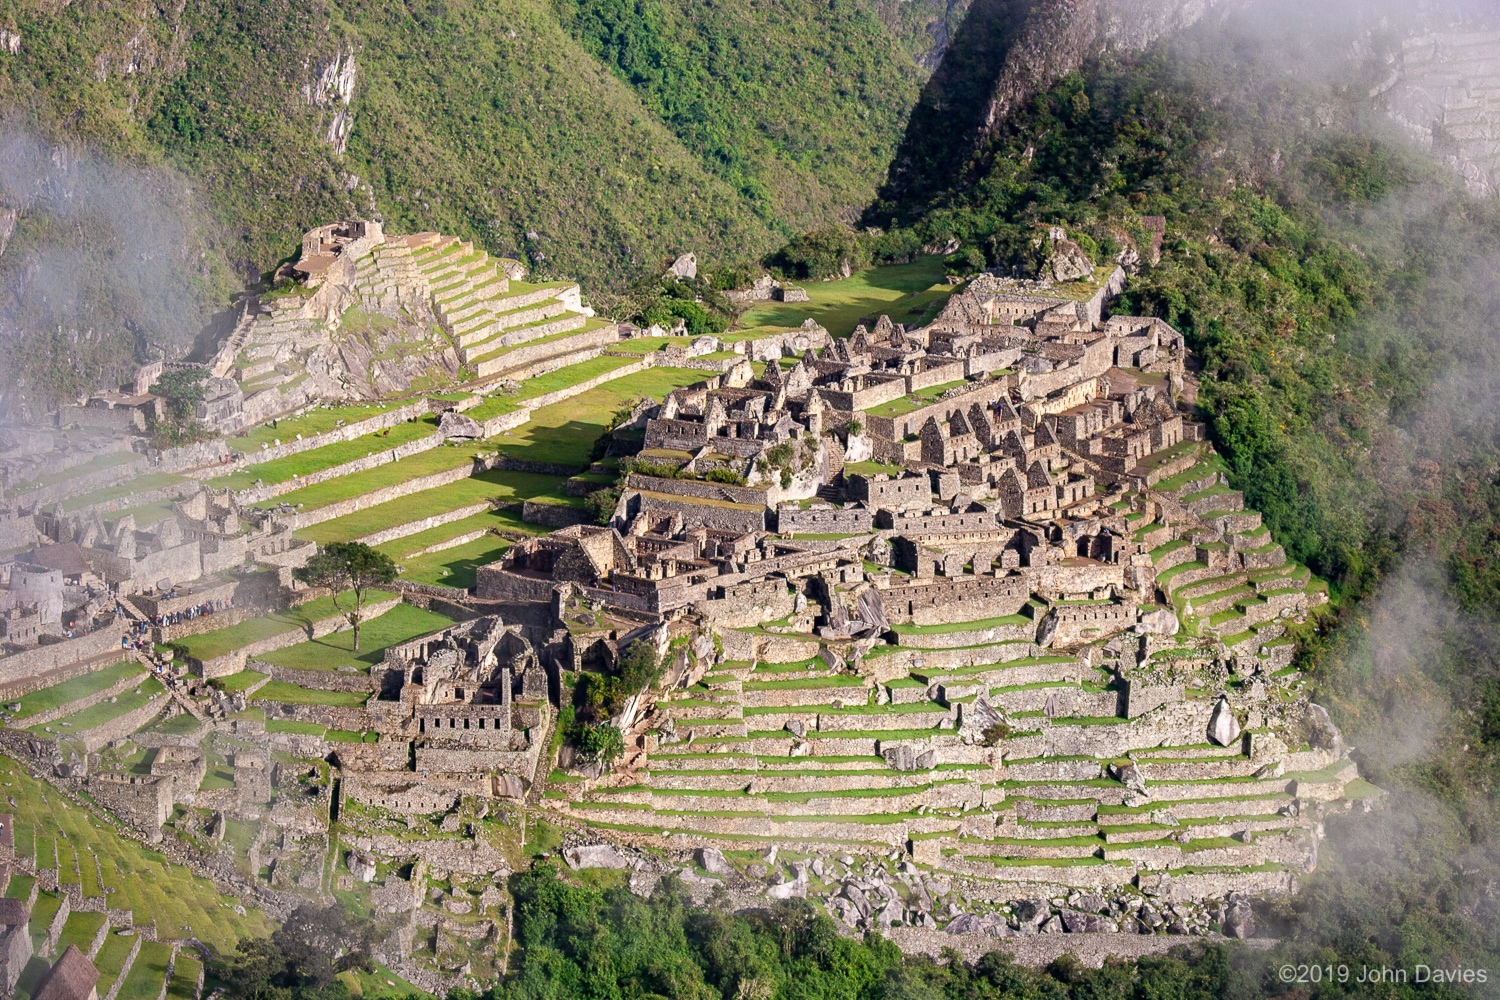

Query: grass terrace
172 590 398 662
229 402 402 452
9 452 140 495
257 603 455 674
269 442 490 513
5 662 145 721
59 474 186 513
891 614 1032 635
297 470 566 545
27 677 163 736
736 257 956 336
208 419 441 491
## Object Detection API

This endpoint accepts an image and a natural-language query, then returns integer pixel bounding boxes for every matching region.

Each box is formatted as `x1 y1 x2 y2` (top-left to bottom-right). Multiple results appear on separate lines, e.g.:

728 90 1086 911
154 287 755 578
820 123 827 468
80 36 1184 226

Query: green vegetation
737 255 956 336
209 419 439 491
251 682 367 708
293 542 398 651
5 662 145 721
172 590 398 662
258 603 455 673
0 756 269 951
28 677 163 736
297 471 566 546
489 366 710 467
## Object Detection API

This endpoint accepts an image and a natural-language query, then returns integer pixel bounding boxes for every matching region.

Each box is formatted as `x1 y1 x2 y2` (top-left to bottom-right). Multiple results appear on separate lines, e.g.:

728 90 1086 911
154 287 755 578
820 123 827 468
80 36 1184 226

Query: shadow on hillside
869 0 1040 221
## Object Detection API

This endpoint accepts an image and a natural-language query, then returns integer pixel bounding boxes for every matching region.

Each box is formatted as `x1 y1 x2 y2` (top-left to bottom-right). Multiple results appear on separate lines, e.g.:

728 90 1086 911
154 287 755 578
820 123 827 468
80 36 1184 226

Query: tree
292 542 397 651
149 367 210 422
570 721 624 766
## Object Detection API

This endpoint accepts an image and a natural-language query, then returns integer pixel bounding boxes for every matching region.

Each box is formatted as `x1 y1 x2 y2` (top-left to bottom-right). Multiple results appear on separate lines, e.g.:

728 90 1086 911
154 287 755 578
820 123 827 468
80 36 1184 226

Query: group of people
116 595 236 650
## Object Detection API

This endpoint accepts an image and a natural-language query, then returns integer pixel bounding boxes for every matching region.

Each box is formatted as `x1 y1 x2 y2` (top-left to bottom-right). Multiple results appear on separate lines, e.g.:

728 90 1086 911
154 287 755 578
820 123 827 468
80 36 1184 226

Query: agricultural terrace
172 590 399 662
0 756 270 951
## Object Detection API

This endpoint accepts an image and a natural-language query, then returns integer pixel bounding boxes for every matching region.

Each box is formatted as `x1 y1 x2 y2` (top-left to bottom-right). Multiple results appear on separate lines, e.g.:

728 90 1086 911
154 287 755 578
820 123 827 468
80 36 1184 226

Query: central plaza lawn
296 470 567 545
488 367 711 467
172 590 399 662
28 677 163 735
257 603 455 673
0 756 270 951
251 681 368 707
228 401 402 451
7 661 144 721
736 257 956 336
207 418 441 491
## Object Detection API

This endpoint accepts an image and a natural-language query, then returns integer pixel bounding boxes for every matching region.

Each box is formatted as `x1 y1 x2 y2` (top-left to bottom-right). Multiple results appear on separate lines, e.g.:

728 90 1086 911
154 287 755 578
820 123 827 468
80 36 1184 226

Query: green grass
891 614 1031 635
395 534 516 589
296 470 567 545
93 934 139 996
166 954 202 1000
269 441 490 513
172 590 398 661
115 941 173 1000
6 662 145 721
228 403 406 452
265 719 327 735
208 418 440 490
10 452 140 495
251 682 368 708
488 367 711 468
28 677 163 736
736 258 956 336
469 355 644 421
55 911 107 955
209 670 267 694
258 603 455 673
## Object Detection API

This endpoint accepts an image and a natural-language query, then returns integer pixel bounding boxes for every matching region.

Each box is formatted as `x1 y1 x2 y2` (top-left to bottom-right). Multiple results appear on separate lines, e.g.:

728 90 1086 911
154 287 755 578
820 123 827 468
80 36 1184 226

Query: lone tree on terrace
293 542 397 651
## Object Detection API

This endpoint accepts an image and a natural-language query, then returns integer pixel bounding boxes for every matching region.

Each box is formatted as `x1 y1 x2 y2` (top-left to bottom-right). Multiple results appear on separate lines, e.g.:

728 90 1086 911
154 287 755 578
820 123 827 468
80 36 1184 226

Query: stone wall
23 454 146 509
775 504 874 535
521 500 590 528
0 631 121 689
77 695 167 752
473 324 622 378
153 439 234 475
624 474 770 508
880 576 1030 626
626 491 765 533
255 662 374 693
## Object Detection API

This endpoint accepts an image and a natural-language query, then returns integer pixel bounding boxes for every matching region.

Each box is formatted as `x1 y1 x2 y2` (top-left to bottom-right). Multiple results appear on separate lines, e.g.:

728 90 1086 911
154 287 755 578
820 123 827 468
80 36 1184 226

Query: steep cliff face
873 0 1215 217
978 0 1214 135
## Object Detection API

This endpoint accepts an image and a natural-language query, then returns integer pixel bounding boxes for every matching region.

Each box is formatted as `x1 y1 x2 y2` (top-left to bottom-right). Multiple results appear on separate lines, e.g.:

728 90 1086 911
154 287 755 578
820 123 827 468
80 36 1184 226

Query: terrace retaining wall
254 662 375 694
477 355 651 438
275 462 481 531
0 631 122 689
75 694 167 752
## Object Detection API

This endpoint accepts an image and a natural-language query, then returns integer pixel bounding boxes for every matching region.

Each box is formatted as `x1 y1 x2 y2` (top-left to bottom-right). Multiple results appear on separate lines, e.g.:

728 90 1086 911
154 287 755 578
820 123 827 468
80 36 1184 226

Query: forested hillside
0 0 936 402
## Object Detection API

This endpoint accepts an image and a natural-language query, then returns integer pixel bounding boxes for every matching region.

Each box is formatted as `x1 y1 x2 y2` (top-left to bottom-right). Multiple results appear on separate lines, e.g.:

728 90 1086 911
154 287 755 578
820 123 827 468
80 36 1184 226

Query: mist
0 127 225 412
